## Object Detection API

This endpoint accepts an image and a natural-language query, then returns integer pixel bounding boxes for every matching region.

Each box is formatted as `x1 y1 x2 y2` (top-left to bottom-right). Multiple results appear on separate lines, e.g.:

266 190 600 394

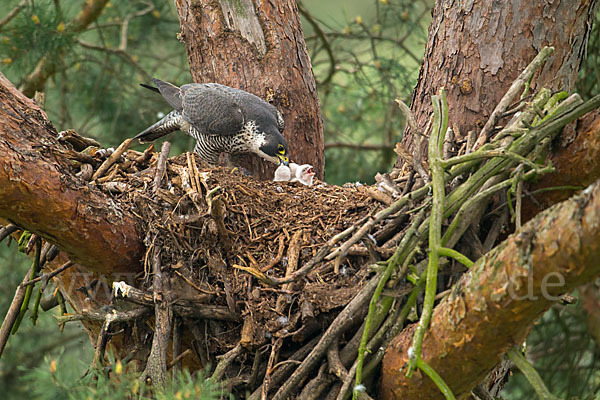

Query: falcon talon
135 78 289 167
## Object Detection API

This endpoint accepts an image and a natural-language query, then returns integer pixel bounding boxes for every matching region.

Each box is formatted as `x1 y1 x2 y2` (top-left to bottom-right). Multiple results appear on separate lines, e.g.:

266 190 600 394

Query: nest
124 152 374 345
70 139 403 395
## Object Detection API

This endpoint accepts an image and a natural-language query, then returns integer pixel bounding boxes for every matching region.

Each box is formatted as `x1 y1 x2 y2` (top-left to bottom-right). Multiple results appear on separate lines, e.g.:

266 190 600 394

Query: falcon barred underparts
135 79 289 166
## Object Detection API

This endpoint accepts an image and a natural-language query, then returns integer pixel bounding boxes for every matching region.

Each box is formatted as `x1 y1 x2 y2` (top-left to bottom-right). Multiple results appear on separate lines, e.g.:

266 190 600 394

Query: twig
416 358 456 400
0 0 27 31
153 141 171 194
249 336 321 400
507 347 559 400
262 339 283 400
0 265 33 359
92 309 119 368
21 261 73 287
271 275 379 400
54 307 150 324
12 239 42 334
168 348 191 371
0 224 18 243
327 339 348 380
92 138 134 181
113 281 238 322
407 88 448 377
474 46 554 149
212 343 243 382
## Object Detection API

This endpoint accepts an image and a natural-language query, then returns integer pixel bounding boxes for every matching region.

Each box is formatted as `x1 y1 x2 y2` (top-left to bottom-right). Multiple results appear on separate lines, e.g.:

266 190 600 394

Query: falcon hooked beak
277 154 290 166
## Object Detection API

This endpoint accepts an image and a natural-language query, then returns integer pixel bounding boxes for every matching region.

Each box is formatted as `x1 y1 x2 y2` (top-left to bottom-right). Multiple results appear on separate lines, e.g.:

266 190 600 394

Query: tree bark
174 0 324 180
0 72 144 274
398 0 598 160
381 177 600 399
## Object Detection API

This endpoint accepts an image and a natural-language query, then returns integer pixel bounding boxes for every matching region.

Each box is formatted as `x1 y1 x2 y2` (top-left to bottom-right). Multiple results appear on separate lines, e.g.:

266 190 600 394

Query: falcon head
257 128 289 166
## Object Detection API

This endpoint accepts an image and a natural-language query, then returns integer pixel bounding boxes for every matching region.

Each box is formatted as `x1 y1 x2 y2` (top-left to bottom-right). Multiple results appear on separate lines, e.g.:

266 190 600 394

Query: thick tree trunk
381 178 600 399
174 0 324 180
398 0 598 159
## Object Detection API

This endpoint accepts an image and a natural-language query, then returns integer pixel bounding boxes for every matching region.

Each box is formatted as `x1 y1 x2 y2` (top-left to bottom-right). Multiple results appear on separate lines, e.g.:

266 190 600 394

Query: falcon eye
278 144 286 154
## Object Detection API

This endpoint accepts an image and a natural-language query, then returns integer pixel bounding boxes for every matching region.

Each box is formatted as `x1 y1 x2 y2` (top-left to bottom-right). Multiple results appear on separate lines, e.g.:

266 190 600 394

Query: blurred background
0 1 599 398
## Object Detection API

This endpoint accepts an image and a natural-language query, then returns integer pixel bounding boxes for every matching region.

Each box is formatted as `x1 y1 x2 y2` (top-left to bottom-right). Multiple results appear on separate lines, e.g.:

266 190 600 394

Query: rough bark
398 0 598 161
381 177 600 399
522 111 600 221
0 72 144 274
174 0 324 180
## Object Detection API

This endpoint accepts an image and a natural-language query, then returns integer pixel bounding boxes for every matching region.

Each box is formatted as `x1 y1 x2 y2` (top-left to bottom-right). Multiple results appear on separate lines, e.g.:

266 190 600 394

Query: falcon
135 79 289 166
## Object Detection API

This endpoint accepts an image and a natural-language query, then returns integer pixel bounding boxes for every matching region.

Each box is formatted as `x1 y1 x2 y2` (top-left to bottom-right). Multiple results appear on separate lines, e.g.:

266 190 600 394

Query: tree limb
0 72 144 273
381 178 600 399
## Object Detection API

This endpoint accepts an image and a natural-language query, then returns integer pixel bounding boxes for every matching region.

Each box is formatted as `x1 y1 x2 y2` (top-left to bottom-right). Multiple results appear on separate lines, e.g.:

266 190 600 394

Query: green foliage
502 300 600 399
0 242 92 400
300 0 431 183
24 352 227 400
576 9 600 100
0 0 76 71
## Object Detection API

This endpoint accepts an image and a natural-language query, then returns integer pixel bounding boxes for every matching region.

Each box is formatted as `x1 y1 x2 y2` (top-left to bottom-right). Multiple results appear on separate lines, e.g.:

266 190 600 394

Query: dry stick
0 265 33 359
21 261 73 287
212 343 243 382
92 138 134 181
298 363 334 400
262 234 286 272
143 141 173 387
55 307 150 324
276 229 303 313
474 46 555 150
262 339 283 400
153 141 171 193
271 276 380 400
172 315 183 373
168 348 191 371
92 311 118 369
249 336 320 400
327 338 348 380
0 224 18 243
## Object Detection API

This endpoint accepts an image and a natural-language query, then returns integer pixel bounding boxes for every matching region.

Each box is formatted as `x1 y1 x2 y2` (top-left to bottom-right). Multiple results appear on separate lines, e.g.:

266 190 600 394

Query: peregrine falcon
135 79 289 166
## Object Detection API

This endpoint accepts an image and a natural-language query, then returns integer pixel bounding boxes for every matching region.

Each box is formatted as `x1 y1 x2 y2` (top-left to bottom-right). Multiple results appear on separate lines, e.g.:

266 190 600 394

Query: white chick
290 163 315 186
273 163 315 186
273 164 292 182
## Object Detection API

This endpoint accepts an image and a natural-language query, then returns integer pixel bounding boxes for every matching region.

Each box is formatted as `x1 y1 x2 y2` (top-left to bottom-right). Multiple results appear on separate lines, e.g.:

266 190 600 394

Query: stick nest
94 148 380 364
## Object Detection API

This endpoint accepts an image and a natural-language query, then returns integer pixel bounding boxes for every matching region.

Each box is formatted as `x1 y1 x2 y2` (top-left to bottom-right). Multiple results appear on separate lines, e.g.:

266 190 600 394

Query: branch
19 0 110 97
0 73 144 273
380 178 600 399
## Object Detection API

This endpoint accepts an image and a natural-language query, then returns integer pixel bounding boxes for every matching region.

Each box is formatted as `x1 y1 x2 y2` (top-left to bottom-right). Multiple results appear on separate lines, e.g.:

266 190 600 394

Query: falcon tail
134 110 184 143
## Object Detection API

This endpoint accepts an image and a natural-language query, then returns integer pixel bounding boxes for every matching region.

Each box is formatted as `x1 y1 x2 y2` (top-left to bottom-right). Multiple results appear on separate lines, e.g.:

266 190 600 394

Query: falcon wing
152 78 183 111
180 84 245 136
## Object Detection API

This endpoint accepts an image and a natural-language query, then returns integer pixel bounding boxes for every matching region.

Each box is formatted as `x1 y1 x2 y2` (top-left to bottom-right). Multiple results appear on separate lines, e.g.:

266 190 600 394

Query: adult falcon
135 79 289 166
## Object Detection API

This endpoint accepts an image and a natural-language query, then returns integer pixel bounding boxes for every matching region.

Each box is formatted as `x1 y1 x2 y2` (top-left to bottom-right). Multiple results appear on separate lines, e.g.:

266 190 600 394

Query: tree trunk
381 0 600 397
398 0 598 160
174 0 324 180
